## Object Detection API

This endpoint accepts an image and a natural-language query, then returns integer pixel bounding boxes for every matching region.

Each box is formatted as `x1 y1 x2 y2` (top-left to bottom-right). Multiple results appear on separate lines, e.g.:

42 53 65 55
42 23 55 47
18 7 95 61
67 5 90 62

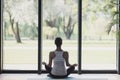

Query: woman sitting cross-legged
42 37 77 78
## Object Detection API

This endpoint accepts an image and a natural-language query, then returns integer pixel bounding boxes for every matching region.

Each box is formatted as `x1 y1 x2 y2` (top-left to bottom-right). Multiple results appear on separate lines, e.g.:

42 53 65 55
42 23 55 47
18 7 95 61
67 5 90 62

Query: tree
103 0 119 34
42 0 61 39
82 0 119 40
4 0 22 43
63 16 76 39
62 0 78 39
4 0 38 42
43 0 78 39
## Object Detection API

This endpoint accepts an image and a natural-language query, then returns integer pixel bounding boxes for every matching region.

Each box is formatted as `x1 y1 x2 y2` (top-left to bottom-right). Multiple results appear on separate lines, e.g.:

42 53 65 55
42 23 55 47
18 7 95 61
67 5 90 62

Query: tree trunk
8 11 22 43
63 16 75 40
11 21 21 43
65 32 71 39
15 22 21 43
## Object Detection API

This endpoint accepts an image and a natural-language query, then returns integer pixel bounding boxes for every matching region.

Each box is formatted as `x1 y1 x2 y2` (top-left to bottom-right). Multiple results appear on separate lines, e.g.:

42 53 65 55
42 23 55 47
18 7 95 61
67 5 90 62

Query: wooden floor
0 74 120 80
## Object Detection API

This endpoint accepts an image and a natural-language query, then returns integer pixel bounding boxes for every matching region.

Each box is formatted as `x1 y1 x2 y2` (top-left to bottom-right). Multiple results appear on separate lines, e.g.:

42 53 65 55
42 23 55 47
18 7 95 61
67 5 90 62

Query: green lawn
3 40 116 70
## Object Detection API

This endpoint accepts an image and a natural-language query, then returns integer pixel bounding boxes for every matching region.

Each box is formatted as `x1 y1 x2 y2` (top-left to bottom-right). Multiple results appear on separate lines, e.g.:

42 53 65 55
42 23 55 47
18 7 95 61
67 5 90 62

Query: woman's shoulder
50 50 68 54
49 51 55 58
63 51 69 58
49 51 55 55
63 51 69 56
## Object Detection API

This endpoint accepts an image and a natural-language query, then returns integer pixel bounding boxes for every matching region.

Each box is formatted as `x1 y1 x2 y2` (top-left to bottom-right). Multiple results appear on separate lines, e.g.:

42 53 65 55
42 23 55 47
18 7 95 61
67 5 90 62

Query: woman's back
42 37 77 78
51 51 67 76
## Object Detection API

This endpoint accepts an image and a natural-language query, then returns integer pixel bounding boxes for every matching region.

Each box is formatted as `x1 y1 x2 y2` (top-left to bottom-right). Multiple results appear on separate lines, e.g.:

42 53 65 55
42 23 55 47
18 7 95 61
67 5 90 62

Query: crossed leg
44 65 75 78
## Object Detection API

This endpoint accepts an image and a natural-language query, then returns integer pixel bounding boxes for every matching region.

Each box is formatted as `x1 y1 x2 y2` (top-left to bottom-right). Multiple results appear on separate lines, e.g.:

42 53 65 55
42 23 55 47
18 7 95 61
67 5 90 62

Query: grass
3 40 117 69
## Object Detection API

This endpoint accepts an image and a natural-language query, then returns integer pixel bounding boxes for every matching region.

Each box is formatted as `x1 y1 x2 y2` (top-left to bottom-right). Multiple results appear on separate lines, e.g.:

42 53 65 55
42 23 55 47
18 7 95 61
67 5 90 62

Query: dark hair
55 37 62 47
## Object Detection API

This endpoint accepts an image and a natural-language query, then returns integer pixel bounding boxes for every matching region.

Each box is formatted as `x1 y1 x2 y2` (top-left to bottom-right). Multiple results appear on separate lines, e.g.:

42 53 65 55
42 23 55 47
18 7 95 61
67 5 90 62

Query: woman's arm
63 51 77 67
63 51 71 66
42 52 54 67
48 51 54 67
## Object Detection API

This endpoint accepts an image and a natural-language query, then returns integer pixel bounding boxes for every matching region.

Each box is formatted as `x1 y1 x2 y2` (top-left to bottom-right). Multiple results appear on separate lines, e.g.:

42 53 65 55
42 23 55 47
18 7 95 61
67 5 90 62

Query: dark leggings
44 65 75 78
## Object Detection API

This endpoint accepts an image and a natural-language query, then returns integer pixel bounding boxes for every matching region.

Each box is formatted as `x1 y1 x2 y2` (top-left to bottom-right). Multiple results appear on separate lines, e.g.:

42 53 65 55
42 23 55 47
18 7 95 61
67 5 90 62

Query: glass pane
42 0 78 70
82 0 117 70
3 0 38 70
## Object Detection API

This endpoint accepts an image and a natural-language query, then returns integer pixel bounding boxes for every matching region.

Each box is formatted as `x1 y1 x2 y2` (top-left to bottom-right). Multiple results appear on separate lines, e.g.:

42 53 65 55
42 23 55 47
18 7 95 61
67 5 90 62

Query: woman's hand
42 62 47 65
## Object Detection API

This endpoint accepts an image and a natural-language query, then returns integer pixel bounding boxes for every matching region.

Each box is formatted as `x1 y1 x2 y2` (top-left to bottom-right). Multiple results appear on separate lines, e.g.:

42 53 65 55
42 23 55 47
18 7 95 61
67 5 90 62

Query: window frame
118 0 120 74
0 0 120 74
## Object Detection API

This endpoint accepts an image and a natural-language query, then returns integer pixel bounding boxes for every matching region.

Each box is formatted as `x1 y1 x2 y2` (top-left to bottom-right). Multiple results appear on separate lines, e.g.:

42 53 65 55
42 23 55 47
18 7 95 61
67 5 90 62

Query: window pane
42 0 78 70
82 0 117 70
3 0 38 70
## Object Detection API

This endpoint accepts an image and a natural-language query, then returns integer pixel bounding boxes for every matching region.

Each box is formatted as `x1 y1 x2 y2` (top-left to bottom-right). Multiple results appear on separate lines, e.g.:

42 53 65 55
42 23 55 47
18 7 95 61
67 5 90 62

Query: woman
42 37 77 78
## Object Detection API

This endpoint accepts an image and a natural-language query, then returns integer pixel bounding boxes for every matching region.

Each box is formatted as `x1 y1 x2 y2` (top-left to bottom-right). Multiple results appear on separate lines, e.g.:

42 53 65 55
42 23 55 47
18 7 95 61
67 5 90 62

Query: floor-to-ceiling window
82 0 118 70
41 0 79 70
2 0 38 70
0 0 119 73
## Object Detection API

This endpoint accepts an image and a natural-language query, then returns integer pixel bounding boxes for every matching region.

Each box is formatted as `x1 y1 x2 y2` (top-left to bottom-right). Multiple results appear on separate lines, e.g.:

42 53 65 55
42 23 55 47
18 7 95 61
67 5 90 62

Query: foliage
3 0 38 41
103 0 119 34
42 0 78 39
82 0 119 40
